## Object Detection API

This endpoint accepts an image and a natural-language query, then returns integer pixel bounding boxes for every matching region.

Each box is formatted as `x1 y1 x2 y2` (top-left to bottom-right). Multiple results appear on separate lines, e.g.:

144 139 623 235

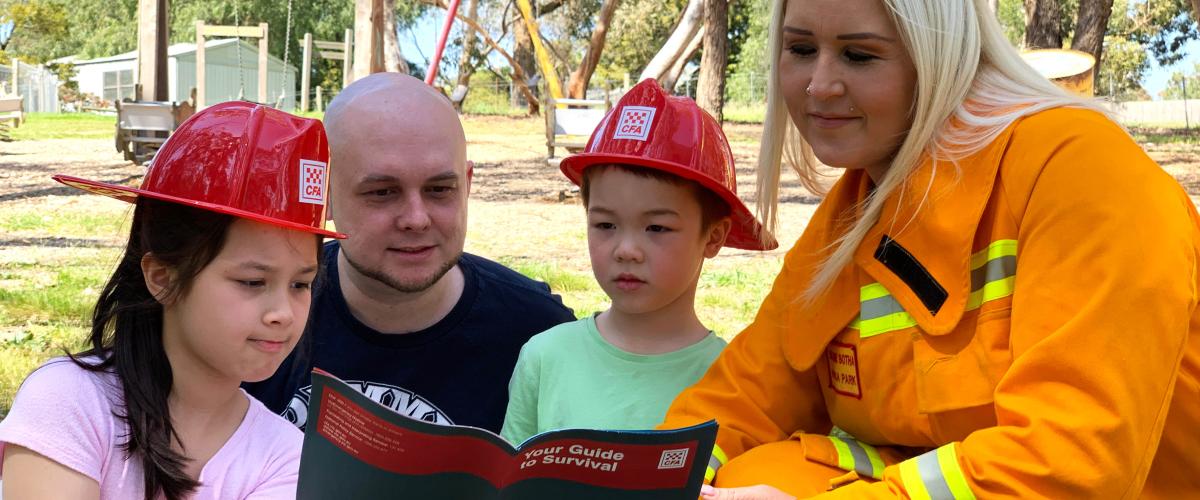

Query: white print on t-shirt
281 380 454 429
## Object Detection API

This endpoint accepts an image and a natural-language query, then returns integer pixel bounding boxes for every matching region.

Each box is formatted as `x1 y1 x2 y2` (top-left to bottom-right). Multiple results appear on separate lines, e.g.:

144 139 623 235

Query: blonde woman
661 0 1200 498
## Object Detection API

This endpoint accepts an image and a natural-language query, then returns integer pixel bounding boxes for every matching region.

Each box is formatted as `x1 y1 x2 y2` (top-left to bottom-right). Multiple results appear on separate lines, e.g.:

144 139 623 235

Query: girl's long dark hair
71 198 235 500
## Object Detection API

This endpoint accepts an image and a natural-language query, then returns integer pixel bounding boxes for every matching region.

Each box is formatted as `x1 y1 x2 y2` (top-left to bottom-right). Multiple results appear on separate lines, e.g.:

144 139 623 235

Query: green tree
596 0 688 84
725 0 768 104
1160 61 1200 99
998 0 1027 45
0 0 69 64
1096 35 1150 98
998 0 1190 98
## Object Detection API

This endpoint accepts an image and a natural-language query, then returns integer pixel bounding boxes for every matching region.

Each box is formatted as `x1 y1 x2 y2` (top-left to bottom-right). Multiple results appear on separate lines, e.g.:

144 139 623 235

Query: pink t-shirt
0 358 302 499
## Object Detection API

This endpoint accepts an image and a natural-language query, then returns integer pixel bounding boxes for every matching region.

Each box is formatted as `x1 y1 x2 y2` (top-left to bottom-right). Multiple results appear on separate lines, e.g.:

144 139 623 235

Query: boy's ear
703 217 732 258
140 253 175 305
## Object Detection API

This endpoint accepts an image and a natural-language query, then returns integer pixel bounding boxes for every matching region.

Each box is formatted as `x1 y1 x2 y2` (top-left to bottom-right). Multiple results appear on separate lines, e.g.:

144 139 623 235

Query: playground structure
194 21 271 109
512 0 564 102
1021 48 1097 96
114 0 176 165
115 100 179 165
544 96 609 166
298 30 353 113
1 64 24 128
114 0 297 165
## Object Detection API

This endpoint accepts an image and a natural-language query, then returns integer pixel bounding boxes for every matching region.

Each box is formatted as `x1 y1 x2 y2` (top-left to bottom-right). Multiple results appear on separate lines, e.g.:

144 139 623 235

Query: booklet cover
297 369 717 500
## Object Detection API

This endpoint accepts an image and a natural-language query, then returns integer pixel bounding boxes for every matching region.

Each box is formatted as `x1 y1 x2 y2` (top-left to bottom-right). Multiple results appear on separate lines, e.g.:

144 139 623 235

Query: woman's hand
700 484 797 500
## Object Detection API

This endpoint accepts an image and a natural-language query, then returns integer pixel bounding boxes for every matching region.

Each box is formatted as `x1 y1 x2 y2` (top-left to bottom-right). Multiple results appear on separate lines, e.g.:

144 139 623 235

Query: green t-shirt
500 315 726 445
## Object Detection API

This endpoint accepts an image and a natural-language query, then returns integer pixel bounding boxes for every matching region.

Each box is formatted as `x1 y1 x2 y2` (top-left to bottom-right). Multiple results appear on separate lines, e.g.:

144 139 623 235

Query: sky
400 12 1197 100
1144 39 1199 98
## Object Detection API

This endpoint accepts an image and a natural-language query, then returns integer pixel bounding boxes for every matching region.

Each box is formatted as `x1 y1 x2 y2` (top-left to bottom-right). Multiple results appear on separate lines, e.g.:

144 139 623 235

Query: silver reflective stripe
841 438 875 478
707 453 722 474
859 294 906 320
969 255 1016 291
917 449 956 500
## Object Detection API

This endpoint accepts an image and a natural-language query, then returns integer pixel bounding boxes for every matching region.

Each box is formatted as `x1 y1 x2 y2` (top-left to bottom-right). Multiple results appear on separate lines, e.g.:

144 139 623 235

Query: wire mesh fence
0 60 61 113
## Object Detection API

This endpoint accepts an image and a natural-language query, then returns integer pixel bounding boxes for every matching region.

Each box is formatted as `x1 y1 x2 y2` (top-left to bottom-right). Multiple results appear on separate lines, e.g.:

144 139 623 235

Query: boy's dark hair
70 198 321 500
579 164 731 230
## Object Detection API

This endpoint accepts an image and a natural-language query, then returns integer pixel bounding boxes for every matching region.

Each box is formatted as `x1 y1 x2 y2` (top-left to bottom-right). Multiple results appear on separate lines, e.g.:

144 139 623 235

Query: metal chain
234 0 245 99
278 0 294 108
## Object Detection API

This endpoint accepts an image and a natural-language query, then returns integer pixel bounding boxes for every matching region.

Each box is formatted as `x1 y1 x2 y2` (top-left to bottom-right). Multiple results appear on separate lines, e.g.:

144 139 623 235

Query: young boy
500 79 778 445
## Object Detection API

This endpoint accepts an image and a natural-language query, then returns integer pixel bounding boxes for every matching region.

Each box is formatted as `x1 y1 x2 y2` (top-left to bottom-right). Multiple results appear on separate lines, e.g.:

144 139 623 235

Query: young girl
0 101 344 500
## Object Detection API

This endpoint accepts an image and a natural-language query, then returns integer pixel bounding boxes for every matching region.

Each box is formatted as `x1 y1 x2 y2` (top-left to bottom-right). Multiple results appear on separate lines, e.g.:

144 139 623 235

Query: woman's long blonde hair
758 0 1112 301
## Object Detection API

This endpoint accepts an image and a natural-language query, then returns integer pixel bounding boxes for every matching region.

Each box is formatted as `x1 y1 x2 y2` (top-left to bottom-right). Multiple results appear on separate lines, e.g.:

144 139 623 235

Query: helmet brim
53 174 347 239
560 153 778 251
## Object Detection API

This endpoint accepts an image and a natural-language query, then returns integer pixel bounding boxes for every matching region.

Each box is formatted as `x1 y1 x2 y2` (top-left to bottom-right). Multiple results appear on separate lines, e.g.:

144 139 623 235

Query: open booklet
297 369 718 499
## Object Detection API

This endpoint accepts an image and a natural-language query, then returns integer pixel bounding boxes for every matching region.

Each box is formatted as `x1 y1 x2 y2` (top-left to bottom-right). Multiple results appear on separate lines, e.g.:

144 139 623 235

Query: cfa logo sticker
299 159 327 205
612 105 656 141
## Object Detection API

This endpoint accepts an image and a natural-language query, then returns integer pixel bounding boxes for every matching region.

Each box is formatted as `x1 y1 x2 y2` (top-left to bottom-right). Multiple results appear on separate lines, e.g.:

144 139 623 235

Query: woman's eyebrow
783 26 895 42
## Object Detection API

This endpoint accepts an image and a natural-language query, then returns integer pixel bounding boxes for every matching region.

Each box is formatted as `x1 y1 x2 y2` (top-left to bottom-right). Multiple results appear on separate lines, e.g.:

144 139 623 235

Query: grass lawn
0 202 128 417
8 112 117 141
0 195 795 418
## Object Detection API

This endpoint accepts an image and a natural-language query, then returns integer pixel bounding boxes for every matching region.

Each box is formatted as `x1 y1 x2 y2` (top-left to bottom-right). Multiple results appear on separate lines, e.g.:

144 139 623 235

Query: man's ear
703 217 732 258
465 160 474 195
140 253 175 305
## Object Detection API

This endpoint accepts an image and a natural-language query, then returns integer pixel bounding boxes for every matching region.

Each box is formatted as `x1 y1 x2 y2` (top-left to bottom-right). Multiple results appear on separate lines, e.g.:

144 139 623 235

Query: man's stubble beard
343 249 461 294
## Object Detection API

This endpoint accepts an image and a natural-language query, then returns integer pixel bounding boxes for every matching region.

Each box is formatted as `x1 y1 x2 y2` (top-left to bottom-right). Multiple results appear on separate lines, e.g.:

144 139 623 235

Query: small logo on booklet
299 159 327 205
658 448 689 470
612 105 656 141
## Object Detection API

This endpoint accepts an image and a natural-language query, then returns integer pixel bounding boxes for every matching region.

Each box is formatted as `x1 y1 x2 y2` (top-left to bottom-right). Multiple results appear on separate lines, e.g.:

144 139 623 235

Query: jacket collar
784 126 1014 368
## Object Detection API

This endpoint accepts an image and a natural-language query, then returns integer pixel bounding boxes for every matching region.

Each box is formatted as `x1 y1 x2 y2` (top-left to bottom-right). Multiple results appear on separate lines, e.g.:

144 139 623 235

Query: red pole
425 0 463 86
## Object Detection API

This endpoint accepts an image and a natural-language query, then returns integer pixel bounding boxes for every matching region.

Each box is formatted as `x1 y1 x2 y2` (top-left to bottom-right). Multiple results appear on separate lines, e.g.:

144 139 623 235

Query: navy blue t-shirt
244 242 575 433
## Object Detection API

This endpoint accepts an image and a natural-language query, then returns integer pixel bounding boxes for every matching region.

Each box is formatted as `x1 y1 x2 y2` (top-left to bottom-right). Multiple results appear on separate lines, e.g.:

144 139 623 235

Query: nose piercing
849 105 856 112
806 84 814 96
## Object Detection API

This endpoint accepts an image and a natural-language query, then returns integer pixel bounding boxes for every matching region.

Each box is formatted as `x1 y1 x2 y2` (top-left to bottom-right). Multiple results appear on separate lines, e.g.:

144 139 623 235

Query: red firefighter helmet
53 101 344 238
559 79 777 250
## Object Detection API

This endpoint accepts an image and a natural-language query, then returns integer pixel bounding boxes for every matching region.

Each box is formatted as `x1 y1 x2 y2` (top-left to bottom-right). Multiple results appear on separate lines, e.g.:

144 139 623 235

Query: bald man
245 73 575 433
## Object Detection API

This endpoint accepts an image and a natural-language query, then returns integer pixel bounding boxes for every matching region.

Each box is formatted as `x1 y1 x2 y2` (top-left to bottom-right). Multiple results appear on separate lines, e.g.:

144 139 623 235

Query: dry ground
0 114 1198 416
2 115 1198 271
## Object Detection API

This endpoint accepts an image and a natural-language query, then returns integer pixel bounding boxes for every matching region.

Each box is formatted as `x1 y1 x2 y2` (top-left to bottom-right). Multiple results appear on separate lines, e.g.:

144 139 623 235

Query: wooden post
354 0 385 81
316 86 323 113
195 21 206 108
137 0 169 101
300 33 313 112
9 58 16 97
258 22 269 104
196 22 271 108
343 28 353 88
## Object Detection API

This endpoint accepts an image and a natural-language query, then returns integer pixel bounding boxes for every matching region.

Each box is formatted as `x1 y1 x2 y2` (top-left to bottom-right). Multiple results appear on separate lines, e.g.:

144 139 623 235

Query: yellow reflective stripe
937 443 976 500
899 458 932 500
968 239 1017 270
862 441 886 479
827 436 886 479
704 444 727 483
854 239 1017 337
858 310 918 338
965 275 1015 310
711 444 728 466
860 282 891 301
899 444 976 500
830 437 856 471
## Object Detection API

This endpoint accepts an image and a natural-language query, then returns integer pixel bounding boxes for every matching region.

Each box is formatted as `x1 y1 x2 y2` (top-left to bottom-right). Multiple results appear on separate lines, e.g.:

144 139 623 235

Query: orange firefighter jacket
662 107 1200 498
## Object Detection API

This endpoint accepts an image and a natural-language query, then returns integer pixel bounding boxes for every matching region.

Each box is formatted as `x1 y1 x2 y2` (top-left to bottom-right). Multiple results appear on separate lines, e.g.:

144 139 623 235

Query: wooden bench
545 97 610 167
0 96 24 128
115 100 178 166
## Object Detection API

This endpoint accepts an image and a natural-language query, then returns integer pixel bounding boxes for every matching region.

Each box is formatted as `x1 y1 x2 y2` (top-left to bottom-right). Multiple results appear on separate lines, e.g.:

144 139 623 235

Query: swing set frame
194 21 270 109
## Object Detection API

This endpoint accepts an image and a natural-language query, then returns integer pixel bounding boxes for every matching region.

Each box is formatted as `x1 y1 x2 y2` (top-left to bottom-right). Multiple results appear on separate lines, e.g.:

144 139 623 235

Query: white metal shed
68 39 297 110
